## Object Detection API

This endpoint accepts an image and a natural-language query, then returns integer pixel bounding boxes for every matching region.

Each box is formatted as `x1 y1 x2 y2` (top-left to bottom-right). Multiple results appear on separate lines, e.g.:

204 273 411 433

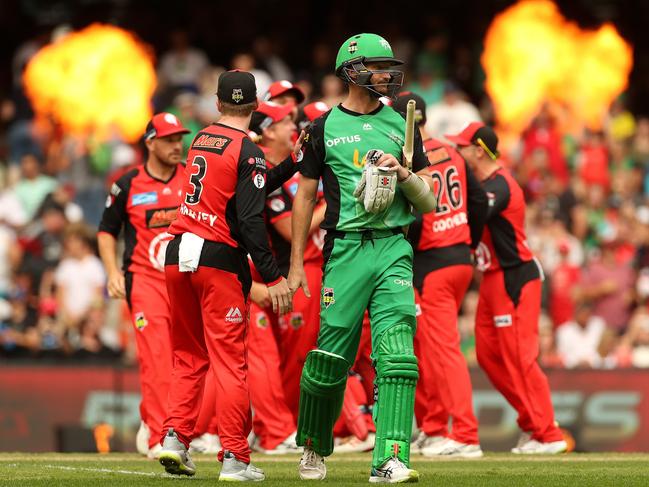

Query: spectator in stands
425 82 481 141
320 74 345 108
556 302 606 368
548 240 581 328
231 52 273 96
14 153 57 221
253 37 293 82
576 236 635 332
54 223 105 329
157 29 208 95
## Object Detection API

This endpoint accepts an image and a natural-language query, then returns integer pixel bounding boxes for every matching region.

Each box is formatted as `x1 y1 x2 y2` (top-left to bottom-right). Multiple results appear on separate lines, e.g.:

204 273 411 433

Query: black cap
217 70 257 105
393 91 427 126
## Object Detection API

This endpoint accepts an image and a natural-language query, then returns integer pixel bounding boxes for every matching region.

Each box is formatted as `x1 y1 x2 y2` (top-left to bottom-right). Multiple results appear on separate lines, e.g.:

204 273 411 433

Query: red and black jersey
477 167 536 273
168 123 296 284
98 164 184 280
409 139 487 291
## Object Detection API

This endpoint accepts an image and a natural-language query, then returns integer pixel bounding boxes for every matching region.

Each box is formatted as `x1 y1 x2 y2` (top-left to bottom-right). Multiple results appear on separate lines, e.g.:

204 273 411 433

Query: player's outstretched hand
250 281 272 308
288 265 311 299
291 130 306 162
268 277 292 315
107 270 126 299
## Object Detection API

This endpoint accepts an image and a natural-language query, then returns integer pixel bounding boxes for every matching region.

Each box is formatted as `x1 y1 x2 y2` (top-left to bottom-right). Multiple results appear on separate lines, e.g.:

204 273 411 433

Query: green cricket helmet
335 33 404 99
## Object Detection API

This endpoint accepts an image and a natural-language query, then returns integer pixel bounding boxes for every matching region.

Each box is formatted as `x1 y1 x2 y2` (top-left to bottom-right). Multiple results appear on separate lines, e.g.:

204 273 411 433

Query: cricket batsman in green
287 33 436 483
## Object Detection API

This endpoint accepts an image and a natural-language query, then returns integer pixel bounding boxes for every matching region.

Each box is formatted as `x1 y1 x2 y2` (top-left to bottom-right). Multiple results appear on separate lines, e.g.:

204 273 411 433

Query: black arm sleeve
98 171 135 237
298 116 327 180
411 128 429 173
236 138 282 284
266 155 297 193
464 160 488 249
482 173 511 220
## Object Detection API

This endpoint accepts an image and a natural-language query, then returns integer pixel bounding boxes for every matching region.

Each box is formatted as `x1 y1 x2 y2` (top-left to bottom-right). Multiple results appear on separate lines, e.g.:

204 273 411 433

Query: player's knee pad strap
297 350 349 456
373 324 418 467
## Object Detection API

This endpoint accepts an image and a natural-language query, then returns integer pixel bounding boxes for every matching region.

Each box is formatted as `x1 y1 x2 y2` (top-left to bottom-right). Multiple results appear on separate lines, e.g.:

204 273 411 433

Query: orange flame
482 0 633 135
23 24 156 142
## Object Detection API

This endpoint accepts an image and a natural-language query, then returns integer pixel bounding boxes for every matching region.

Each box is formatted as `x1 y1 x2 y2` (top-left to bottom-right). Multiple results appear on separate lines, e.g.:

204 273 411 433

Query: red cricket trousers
475 270 562 442
127 272 173 449
414 265 479 444
248 302 296 449
277 263 322 419
163 264 252 462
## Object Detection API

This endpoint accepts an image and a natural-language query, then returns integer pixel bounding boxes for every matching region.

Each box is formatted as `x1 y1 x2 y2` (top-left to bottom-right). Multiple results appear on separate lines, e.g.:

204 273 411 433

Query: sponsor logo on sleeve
131 191 158 206
110 183 122 197
252 172 266 189
191 132 233 155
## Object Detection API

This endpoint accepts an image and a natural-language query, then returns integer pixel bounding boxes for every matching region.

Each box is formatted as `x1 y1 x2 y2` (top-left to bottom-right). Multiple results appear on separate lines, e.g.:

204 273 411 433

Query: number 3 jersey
168 123 282 284
409 139 488 286
98 164 184 280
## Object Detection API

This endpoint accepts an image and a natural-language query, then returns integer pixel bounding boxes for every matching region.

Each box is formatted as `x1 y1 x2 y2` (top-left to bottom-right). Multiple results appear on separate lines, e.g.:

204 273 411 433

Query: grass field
1 452 648 486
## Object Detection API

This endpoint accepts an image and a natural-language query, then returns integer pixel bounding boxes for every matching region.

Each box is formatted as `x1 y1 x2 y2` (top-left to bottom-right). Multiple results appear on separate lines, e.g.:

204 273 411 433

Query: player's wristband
398 173 436 213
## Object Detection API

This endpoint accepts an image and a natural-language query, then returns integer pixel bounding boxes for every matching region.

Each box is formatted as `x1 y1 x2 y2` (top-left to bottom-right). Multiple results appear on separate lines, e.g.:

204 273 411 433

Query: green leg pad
372 324 419 468
296 350 350 456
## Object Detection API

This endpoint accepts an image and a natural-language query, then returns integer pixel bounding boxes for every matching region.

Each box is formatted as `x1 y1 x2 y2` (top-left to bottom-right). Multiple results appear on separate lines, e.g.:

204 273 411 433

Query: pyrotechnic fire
482 0 633 135
23 23 156 142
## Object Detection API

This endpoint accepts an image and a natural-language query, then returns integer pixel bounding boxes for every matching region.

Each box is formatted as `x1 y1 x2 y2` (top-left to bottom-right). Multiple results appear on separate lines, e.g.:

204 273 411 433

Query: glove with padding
353 149 384 201
364 165 397 213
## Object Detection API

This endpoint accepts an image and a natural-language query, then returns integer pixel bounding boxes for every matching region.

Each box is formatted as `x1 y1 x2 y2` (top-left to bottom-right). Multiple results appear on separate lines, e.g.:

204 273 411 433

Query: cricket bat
403 99 416 171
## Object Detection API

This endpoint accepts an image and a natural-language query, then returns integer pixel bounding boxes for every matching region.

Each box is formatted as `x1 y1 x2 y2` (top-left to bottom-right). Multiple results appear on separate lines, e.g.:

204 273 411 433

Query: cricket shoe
335 432 376 453
414 434 448 456
158 429 196 476
515 439 568 455
510 431 532 453
298 447 326 480
428 439 483 458
136 421 150 456
219 450 265 482
369 457 419 483
189 433 221 455
260 431 302 455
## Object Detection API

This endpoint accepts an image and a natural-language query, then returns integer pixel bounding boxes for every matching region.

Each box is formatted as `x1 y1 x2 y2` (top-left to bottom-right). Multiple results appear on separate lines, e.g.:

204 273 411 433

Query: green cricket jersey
299 103 429 232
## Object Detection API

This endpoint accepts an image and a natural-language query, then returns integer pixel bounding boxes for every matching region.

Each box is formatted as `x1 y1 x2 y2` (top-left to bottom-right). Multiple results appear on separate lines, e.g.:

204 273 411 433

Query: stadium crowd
1 28 648 370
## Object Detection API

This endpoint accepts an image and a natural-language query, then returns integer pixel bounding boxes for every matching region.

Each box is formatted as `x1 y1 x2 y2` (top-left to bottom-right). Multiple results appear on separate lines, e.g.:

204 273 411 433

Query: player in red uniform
98 112 189 459
245 101 302 454
158 70 300 481
447 122 567 454
395 94 488 458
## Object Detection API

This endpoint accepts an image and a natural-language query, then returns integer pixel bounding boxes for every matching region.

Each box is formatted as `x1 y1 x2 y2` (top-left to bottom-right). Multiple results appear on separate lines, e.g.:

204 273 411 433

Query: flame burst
23 24 156 142
482 0 633 135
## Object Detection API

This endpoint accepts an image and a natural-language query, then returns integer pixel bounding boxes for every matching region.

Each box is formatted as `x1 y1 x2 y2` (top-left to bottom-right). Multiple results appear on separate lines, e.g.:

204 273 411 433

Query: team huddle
97 33 566 483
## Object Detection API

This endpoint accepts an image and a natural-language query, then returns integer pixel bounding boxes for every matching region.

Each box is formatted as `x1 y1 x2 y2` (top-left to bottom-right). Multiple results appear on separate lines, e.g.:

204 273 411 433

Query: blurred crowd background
1 0 649 369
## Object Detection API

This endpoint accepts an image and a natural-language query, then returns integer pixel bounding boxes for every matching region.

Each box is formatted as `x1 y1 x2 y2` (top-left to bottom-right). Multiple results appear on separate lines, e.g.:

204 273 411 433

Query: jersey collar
144 163 178 184
337 103 384 117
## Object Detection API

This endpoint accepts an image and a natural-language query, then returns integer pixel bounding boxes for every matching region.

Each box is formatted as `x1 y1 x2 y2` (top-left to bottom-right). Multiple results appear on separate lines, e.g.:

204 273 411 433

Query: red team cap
249 101 295 134
303 101 330 122
445 122 500 160
264 80 306 104
144 112 191 140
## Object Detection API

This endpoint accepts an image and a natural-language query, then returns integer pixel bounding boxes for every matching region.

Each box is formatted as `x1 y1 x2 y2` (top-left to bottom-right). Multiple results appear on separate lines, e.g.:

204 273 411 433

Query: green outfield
0 453 648 486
